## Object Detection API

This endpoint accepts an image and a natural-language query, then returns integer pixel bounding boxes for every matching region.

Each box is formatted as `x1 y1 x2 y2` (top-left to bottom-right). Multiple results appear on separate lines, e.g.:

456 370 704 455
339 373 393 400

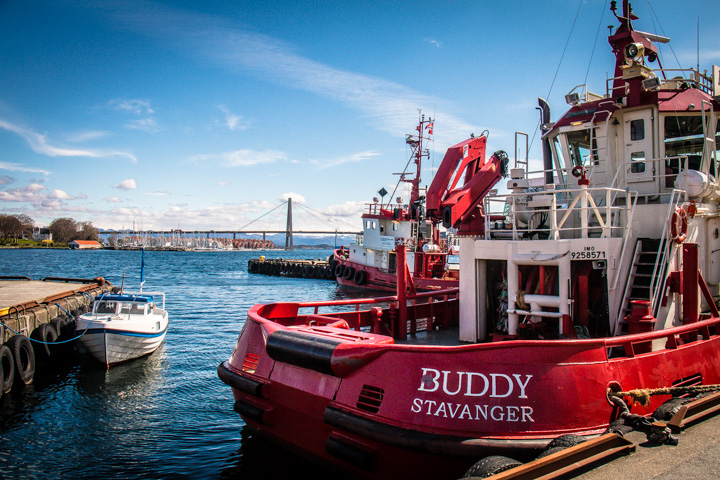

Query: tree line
0 214 99 244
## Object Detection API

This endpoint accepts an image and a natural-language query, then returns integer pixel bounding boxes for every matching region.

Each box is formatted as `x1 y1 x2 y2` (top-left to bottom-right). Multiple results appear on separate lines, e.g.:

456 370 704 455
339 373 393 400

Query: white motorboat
76 291 169 367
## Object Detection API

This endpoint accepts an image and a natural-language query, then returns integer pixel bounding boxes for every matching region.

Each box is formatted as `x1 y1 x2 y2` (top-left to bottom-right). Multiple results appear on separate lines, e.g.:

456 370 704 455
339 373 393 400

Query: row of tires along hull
249 256 369 286
0 306 88 399
248 259 336 280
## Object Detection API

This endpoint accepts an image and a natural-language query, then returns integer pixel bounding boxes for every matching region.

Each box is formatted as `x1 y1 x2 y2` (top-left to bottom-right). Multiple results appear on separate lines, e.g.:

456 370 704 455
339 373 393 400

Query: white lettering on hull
414 368 535 424
418 368 532 399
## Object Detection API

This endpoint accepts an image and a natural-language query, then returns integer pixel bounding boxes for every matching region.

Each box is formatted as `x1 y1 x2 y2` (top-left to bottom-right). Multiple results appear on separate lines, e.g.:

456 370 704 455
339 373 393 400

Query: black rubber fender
0 343 13 394
462 455 522 478
31 323 58 364
353 269 367 285
343 266 355 281
334 263 345 277
6 335 35 387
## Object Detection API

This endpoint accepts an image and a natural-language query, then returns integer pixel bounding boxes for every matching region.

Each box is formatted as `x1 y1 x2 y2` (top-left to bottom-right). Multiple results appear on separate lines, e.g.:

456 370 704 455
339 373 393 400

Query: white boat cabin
458 23 720 345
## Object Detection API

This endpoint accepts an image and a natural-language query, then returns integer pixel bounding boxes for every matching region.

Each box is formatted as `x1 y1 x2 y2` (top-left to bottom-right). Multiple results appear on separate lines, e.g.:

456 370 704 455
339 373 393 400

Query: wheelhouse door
624 109 655 185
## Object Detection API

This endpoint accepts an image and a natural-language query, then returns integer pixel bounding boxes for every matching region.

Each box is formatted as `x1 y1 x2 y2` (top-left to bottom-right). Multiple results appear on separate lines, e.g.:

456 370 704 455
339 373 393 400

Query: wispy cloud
310 150 380 170
0 160 51 175
109 99 154 115
104 196 122 203
223 149 286 167
114 178 138 190
109 98 159 133
0 118 137 162
189 149 288 167
112 5 481 148
218 105 247 131
425 37 442 48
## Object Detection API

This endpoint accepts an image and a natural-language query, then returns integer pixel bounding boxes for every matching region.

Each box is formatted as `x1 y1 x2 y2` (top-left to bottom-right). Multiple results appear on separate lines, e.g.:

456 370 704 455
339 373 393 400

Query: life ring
0 343 14 394
353 269 368 286
670 206 688 244
7 335 35 387
343 266 355 281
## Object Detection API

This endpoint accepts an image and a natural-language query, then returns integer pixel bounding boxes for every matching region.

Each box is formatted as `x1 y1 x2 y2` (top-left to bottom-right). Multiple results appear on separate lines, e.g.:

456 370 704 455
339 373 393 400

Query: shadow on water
218 426 337 480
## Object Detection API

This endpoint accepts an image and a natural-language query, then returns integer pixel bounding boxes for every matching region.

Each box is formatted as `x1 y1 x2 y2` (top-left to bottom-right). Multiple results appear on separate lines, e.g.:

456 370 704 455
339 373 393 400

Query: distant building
69 240 102 250
33 227 52 242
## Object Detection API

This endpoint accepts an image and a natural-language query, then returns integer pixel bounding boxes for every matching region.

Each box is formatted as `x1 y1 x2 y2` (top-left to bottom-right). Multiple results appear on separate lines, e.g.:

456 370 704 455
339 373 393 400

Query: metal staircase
614 238 666 335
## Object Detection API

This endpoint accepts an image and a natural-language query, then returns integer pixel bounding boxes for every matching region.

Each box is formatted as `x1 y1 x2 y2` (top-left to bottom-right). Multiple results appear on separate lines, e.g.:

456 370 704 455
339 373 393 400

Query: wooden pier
0 276 115 398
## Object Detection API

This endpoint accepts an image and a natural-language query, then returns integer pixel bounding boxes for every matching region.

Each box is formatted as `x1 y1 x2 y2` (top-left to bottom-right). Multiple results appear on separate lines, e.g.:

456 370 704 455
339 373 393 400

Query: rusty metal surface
473 434 634 480
668 391 720 432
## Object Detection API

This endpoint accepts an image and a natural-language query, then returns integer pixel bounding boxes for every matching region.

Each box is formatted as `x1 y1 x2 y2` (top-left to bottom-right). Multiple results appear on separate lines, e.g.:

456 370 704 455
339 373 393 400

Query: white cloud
0 160 51 175
311 150 380 170
0 118 137 162
278 192 306 204
104 196 122 203
218 105 247 131
114 179 138 190
50 189 73 200
425 38 442 48
109 99 154 115
126 117 159 132
66 130 111 142
222 149 287 167
218 181 230 187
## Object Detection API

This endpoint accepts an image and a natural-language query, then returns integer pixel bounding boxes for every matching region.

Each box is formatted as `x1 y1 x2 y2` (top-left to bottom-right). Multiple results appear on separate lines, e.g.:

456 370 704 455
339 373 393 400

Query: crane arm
426 135 508 235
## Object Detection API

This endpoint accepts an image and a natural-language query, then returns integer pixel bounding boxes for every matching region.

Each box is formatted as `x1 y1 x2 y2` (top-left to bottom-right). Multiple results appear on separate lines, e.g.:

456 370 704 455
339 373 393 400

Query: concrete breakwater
0 276 115 399
248 256 336 280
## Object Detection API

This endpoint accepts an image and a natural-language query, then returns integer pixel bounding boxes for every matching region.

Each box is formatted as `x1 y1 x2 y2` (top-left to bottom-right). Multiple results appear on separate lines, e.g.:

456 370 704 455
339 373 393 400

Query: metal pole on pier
285 197 294 251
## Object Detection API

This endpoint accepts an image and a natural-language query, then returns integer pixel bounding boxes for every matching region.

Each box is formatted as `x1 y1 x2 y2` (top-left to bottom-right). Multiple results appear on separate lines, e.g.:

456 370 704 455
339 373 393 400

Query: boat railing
605 312 720 359
609 155 693 200
253 288 459 337
605 68 715 96
484 185 633 241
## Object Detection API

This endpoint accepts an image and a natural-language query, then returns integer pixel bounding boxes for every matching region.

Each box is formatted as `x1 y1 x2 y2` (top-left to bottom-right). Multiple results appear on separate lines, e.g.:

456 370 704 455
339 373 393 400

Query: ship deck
394 326 463 346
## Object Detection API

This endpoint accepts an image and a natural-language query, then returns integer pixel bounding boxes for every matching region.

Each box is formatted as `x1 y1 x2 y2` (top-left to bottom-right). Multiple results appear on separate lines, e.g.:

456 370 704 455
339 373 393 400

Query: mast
405 112 432 206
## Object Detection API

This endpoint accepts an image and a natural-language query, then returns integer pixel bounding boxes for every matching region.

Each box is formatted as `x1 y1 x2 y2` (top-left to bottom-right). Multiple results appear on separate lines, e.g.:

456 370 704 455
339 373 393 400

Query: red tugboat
332 114 507 292
219 2 720 479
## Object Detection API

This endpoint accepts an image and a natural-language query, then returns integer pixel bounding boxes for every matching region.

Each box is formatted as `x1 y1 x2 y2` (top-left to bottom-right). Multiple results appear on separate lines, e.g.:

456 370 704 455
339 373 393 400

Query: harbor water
0 248 357 479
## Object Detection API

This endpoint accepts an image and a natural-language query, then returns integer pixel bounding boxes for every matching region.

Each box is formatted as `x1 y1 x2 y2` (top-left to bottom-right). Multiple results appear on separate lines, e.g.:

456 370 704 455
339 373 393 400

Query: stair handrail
612 237 643 336
650 189 685 316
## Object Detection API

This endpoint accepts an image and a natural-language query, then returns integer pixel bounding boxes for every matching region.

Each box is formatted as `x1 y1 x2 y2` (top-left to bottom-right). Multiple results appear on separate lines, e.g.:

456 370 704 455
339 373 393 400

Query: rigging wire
584 0 609 86
529 0 584 153
644 0 683 69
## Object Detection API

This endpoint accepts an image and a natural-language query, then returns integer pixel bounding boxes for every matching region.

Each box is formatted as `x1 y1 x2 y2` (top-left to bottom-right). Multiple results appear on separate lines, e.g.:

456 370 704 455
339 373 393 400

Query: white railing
605 68 714 96
484 185 634 241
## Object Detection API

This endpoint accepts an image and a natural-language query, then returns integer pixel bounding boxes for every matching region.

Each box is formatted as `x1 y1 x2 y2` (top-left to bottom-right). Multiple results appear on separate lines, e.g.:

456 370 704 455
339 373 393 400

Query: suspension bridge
101 198 362 250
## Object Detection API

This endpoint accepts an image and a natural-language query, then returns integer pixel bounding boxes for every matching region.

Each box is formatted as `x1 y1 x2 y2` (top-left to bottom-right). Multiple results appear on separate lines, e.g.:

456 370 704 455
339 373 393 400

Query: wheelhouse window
630 119 645 141
566 129 598 167
96 301 116 314
551 135 567 186
664 115 720 174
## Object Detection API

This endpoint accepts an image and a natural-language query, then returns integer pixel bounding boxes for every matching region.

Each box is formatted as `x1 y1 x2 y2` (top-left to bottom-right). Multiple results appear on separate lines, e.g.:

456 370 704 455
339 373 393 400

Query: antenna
697 16 700 74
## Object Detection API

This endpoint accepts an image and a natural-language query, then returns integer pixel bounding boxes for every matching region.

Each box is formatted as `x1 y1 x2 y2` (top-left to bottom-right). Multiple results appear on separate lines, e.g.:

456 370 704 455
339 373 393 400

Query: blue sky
1 0 718 233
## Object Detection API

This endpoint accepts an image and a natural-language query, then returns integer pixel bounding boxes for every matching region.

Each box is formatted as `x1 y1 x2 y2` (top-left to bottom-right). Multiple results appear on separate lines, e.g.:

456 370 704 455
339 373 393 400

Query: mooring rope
609 384 720 407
